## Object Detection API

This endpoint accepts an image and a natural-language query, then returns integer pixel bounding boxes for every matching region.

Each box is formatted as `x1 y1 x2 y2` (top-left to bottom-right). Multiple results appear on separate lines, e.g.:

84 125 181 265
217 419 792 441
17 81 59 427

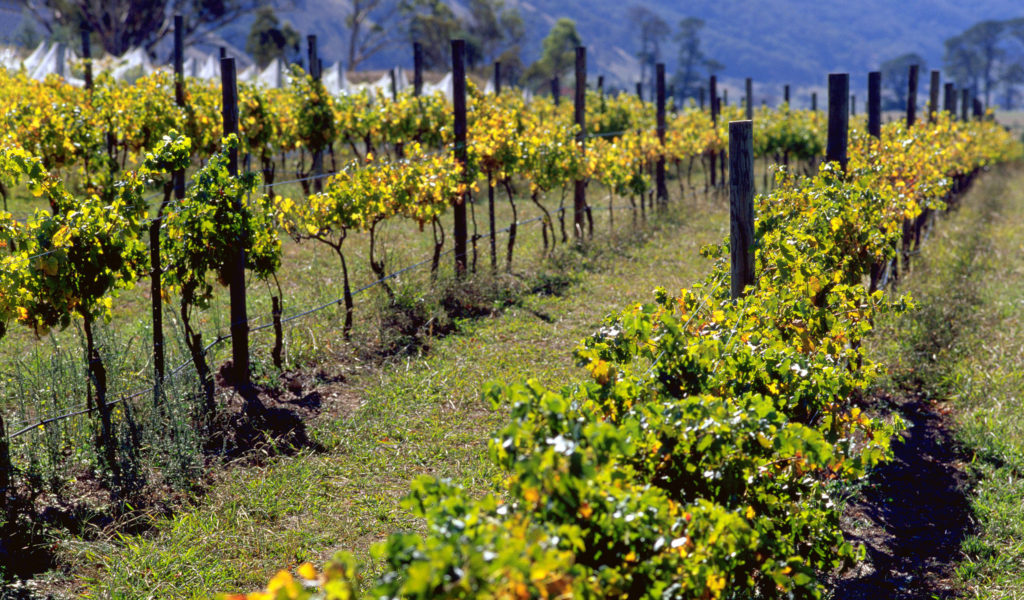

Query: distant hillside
219 0 1023 97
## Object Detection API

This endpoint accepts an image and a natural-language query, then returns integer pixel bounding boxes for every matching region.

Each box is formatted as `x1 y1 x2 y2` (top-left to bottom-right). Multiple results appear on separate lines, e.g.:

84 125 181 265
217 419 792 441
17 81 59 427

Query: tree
459 0 524 70
400 0 461 70
672 17 718 103
493 8 525 82
345 0 394 71
11 8 42 48
19 0 264 56
629 5 669 98
522 18 581 91
245 6 300 69
879 53 927 110
999 61 1024 109
943 21 1005 108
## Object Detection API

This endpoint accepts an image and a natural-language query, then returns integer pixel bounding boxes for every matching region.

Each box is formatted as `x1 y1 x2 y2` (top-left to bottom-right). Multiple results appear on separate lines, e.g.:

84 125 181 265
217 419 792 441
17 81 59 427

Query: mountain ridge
217 0 1022 97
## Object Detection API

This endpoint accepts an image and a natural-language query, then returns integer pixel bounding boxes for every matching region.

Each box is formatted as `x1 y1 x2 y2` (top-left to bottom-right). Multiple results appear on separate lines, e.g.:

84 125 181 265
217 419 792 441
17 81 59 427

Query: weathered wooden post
961 88 970 121
149 14 187 396
745 77 753 119
494 61 502 96
81 27 92 90
709 75 718 188
811 92 817 111
221 57 250 391
944 82 956 117
903 65 919 272
868 71 881 138
574 47 588 239
850 94 856 116
552 76 561 105
452 39 469 276
656 63 668 205
729 120 755 300
307 35 324 193
868 71 885 290
928 69 940 123
907 64 919 127
636 81 643 101
413 42 424 96
784 84 790 105
826 73 850 171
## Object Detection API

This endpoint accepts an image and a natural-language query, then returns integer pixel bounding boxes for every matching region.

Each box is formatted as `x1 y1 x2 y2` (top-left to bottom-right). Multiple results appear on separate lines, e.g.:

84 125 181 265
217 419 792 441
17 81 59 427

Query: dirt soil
833 391 974 599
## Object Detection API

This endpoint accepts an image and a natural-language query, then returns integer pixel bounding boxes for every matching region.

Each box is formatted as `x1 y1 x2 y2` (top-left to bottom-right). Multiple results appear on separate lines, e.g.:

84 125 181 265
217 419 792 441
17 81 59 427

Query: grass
22 179 730 597
868 161 1024 598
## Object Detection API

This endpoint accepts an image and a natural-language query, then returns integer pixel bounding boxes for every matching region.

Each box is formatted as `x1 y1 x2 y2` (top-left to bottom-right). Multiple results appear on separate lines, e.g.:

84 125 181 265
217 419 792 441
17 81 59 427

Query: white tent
423 72 453 100
109 47 154 81
322 61 351 95
195 53 219 80
366 71 392 99
28 43 82 81
0 47 20 71
238 64 258 83
21 41 48 74
257 58 290 89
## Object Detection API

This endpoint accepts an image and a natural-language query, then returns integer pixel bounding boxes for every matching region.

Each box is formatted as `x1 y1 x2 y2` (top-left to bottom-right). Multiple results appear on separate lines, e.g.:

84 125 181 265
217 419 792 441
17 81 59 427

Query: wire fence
4 202 572 439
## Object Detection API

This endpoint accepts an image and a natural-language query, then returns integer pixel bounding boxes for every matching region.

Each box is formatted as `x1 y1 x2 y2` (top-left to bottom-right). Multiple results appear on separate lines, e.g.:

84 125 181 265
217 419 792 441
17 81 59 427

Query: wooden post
148 14 187 394
389 68 398 101
574 47 588 240
906 64 919 127
413 42 424 96
307 35 320 80
868 71 881 138
961 88 970 121
494 61 502 96
636 81 643 101
811 92 817 111
723 89 728 106
928 69 940 123
826 73 849 171
452 40 469 276
307 35 324 193
745 77 753 119
0 411 8 507
729 120 755 299
174 16 185 106
656 62 668 204
81 28 92 90
868 71 885 291
552 76 561 105
597 75 604 98
709 76 718 188
220 57 250 389
784 84 790 105
944 82 955 116
850 94 856 116
973 97 983 120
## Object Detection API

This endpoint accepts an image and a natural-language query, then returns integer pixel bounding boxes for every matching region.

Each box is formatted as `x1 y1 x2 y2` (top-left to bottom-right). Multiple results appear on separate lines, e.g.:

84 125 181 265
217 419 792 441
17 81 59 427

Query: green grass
28 183 729 598
868 162 1024 598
